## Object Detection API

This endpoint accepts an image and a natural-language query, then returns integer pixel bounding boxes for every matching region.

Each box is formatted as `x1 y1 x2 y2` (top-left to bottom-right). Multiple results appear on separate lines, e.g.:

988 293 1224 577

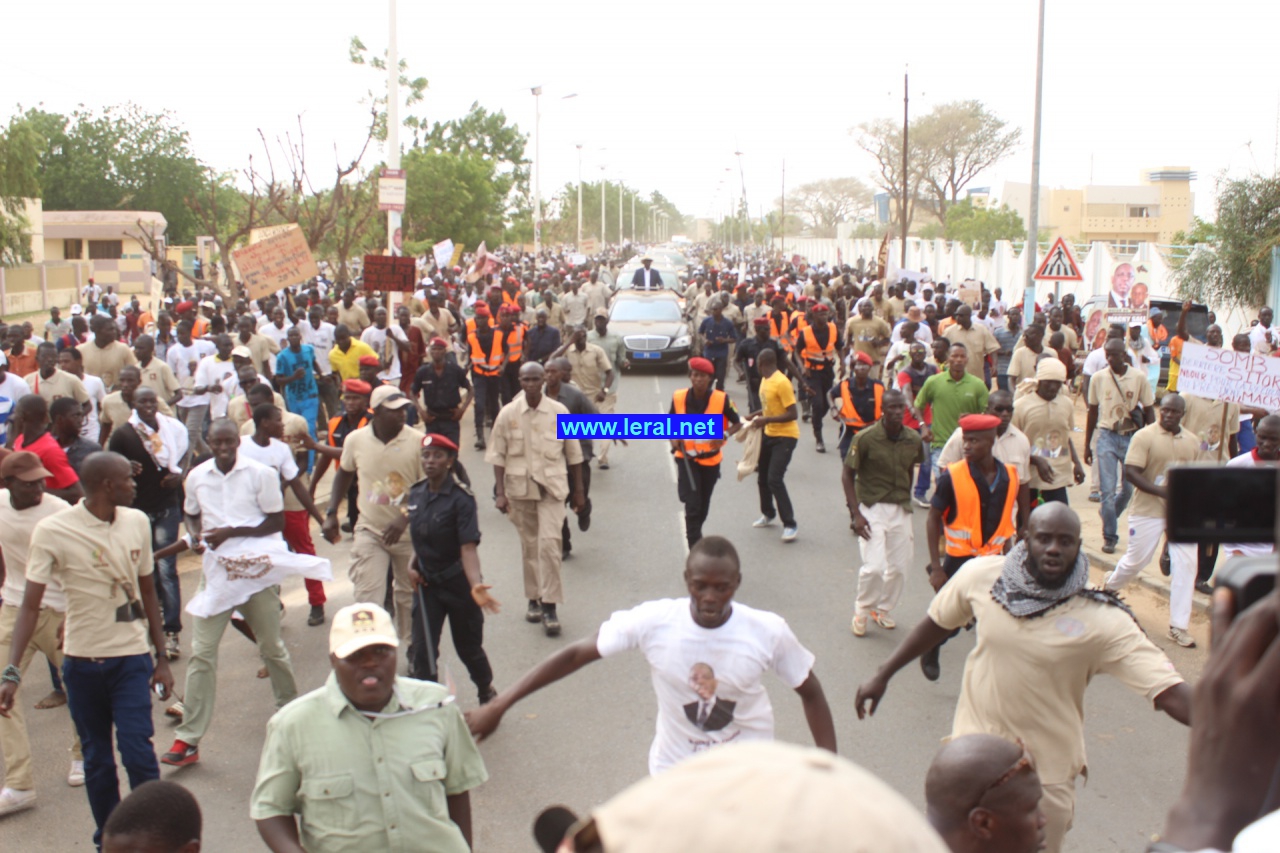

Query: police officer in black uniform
407 433 500 704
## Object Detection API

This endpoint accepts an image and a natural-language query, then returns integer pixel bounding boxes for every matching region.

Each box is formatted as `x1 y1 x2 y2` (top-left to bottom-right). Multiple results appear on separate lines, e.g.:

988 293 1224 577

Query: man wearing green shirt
252 603 487 853
841 390 924 637
914 343 989 476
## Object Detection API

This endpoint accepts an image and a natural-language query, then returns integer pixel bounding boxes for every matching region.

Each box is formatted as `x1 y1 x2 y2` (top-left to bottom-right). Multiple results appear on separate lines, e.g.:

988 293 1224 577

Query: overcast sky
8 0 1277 226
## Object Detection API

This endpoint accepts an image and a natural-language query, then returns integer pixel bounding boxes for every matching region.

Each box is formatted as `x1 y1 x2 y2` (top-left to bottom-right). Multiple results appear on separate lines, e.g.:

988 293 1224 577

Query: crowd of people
0 248 1276 852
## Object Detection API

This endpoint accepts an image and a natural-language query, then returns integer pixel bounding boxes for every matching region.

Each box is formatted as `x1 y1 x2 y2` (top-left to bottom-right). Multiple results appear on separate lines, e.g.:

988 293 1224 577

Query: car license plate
633 351 660 360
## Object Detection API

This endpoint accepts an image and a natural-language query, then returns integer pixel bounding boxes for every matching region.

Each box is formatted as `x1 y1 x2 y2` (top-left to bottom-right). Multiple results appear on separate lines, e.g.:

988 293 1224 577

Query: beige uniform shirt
560 291 589 329
947 323 1001 381
339 424 426 535
1087 366 1154 432
583 282 611 315
225 391 288 430
1124 422 1203 518
336 303 372 335
240 333 280 377
23 369 90 406
935 424 1032 485
136 357 182 403
1012 393 1077 489
844 317 891 362
565 343 611 400
412 309 457 340
100 391 174 437
486 394 584 502
26 501 155 659
929 555 1184 784
1181 394 1241 458
1050 324 1079 352
78 340 137 391
1006 346 1045 391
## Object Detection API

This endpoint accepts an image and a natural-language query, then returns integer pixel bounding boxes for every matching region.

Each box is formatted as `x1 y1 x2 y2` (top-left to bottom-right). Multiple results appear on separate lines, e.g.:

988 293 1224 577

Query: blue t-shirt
274 344 319 406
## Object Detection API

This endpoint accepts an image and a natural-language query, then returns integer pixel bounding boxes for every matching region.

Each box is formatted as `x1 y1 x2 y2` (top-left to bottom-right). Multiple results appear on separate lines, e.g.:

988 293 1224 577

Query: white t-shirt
300 321 336 375
79 373 105 441
0 373 33 431
168 339 217 406
595 598 816 775
1081 347 1138 376
194 355 239 419
238 435 300 483
360 324 410 381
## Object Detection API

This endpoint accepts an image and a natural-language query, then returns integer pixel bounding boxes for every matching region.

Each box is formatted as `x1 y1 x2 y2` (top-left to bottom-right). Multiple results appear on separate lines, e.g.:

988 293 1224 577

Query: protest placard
362 255 417 292
432 239 454 271
1176 342 1280 410
232 227 318 301
956 287 981 306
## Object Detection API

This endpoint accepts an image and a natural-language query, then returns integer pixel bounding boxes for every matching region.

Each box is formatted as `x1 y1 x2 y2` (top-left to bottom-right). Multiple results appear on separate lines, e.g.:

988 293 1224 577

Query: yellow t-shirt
759 371 800 439
328 340 378 381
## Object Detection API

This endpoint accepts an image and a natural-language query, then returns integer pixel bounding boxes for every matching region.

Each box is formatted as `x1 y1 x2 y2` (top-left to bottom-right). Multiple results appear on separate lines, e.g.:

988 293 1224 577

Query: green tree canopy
419 103 529 218
1173 176 1280 309
943 198 1027 255
19 103 207 244
400 149 503 250
0 115 42 264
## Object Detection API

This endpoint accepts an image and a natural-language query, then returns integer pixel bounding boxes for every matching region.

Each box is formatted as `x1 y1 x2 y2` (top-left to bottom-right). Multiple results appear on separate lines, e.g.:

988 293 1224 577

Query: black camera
1167 465 1277 612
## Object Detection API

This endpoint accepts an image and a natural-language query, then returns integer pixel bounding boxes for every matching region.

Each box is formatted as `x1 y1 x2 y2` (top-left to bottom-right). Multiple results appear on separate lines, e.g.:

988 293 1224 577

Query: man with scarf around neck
855 503 1192 853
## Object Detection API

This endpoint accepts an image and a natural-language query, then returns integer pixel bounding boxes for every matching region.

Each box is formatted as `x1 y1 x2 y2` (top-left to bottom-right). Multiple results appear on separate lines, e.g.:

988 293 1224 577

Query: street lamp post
618 182 623 247
531 86 542 259
385 0 401 256
631 193 636 244
599 165 606 246
576 144 583 249
1023 0 1047 325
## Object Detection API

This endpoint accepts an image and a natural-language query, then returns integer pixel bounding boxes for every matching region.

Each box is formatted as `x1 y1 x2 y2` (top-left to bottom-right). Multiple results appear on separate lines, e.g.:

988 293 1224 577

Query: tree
400 149 503 250
419 103 529 220
0 115 42 265
20 104 207 244
348 36 429 146
942 199 1028 255
856 117 929 233
913 101 1020 223
782 177 874 237
1172 175 1280 310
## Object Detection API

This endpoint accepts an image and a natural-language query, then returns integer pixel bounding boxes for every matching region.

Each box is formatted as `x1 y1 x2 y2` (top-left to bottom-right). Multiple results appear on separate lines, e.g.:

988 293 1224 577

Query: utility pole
781 159 786 256
1023 0 1046 326
385 0 401 256
531 86 542 259
600 166 606 246
576 144 583 248
631 193 636 243
618 182 623 246
901 68 909 269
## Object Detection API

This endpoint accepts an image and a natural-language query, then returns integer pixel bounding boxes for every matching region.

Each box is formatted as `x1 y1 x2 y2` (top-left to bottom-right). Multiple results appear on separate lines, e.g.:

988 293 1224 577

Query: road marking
653 375 660 395
677 510 690 556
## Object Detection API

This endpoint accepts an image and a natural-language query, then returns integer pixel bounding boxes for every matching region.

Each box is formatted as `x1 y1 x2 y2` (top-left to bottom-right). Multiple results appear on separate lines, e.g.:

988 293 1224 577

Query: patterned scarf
990 540 1089 618
128 410 189 474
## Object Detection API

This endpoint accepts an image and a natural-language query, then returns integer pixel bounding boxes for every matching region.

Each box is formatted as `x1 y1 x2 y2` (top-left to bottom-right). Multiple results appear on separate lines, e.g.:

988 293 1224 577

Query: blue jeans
289 396 320 472
1097 429 1134 545
63 653 159 847
914 441 934 499
148 503 184 634
996 374 1012 393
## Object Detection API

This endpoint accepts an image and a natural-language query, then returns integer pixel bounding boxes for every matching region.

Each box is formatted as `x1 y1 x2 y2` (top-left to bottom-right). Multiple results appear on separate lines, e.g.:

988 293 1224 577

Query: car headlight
672 335 691 348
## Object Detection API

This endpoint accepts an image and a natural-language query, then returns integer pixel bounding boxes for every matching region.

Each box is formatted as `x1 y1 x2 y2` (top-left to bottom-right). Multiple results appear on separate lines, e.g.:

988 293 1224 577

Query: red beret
498 305 519 316
473 303 491 317
959 414 1002 432
853 351 874 366
421 433 459 453
174 300 195 313
688 357 715 376
753 317 771 327
343 379 372 395
812 303 830 314
358 355 381 367
429 336 449 348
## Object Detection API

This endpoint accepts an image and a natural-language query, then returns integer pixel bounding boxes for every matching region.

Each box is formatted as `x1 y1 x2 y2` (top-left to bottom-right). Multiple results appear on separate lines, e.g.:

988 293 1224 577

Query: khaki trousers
854 503 913 615
176 586 296 746
348 528 415 642
0 604 82 789
509 497 567 603
597 393 618 465
1040 778 1076 853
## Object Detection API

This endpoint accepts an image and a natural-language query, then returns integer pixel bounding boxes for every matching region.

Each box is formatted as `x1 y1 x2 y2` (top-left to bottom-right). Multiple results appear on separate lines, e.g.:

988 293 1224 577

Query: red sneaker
161 740 199 767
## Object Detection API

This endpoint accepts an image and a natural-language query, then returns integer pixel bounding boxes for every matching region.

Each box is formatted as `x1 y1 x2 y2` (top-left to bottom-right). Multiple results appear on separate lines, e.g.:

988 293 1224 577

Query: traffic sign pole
1023 0 1046 326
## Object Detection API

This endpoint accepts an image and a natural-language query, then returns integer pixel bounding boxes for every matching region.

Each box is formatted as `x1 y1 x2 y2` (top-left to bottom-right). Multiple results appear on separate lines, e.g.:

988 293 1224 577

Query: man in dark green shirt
840 389 924 637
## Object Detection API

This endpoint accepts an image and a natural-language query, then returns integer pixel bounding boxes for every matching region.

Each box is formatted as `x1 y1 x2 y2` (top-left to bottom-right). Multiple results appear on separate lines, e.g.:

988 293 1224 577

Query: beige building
982 167 1195 253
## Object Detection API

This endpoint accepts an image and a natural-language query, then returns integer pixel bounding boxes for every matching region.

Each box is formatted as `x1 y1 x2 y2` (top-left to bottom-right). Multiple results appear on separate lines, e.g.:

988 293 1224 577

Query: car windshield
611 300 683 322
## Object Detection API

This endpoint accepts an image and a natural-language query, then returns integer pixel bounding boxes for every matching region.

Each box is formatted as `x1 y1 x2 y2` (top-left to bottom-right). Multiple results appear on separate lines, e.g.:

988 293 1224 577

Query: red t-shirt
13 431 80 490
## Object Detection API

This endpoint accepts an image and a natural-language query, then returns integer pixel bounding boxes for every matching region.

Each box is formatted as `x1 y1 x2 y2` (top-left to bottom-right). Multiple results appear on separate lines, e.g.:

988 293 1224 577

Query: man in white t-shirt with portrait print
464 535 836 774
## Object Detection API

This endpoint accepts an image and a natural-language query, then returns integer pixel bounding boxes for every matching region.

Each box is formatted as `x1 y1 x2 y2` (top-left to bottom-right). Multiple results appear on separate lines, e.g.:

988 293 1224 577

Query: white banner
432 238 455 271
1177 342 1280 410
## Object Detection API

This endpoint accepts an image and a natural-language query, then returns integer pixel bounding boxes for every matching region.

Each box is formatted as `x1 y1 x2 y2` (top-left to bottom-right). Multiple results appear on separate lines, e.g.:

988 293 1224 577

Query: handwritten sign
361 255 417 292
379 169 406 212
432 239 454 271
956 287 981 306
1177 342 1280 410
232 227 318 301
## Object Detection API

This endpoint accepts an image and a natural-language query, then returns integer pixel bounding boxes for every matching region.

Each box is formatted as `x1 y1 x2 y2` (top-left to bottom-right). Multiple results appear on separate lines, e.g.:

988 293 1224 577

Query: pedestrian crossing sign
1033 237 1083 282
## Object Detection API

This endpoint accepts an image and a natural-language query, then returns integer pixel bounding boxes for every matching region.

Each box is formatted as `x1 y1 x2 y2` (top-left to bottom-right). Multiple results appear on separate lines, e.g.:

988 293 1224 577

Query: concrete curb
1083 547 1212 615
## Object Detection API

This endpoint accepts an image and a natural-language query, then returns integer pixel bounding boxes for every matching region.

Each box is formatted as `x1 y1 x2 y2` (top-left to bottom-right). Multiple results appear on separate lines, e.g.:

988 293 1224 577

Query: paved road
5 369 1207 851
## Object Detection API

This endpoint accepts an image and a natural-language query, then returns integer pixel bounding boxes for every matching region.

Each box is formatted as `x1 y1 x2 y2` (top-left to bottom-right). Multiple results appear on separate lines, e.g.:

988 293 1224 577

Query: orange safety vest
838 380 884 428
501 290 521 309
769 312 794 352
498 324 525 363
797 321 837 369
673 388 728 466
942 460 1019 558
468 328 503 376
